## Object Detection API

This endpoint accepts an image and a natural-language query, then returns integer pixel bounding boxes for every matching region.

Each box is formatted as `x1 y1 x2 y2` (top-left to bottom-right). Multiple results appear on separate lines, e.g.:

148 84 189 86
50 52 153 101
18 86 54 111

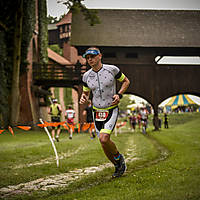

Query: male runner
79 47 130 178
65 105 75 139
48 98 62 142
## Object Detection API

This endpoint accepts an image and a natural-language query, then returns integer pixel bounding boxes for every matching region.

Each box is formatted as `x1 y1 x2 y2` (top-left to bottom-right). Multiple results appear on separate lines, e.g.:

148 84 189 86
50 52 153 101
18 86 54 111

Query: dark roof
71 9 200 47
48 48 72 65
56 12 72 26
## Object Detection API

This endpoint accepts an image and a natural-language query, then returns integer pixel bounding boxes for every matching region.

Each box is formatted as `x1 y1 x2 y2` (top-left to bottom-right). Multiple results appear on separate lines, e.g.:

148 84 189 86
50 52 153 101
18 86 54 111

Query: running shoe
56 136 59 142
112 154 126 178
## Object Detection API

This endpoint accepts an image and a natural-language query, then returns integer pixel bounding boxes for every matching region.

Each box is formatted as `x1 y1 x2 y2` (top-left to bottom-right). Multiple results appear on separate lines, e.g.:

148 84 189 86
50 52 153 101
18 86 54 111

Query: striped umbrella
165 94 196 106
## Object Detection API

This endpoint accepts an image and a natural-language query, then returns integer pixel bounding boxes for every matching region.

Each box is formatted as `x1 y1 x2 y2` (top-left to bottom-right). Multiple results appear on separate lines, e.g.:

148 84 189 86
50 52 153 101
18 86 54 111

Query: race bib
95 110 109 121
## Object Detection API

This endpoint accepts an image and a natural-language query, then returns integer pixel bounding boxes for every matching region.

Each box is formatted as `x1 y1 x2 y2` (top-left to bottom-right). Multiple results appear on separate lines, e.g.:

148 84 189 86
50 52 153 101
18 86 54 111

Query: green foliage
119 94 135 111
47 14 66 24
38 0 48 63
49 44 63 56
20 0 36 73
54 88 60 101
64 88 73 106
0 0 49 127
47 15 59 24
59 0 101 26
0 31 10 128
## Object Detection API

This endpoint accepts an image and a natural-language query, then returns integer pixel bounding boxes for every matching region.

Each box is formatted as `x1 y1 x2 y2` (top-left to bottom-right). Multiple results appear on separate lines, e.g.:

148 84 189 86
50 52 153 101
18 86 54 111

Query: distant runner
65 105 75 139
48 98 62 142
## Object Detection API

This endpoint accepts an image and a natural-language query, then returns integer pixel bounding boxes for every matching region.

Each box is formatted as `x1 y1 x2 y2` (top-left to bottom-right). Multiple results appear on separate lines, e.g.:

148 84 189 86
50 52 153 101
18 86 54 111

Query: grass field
0 112 200 200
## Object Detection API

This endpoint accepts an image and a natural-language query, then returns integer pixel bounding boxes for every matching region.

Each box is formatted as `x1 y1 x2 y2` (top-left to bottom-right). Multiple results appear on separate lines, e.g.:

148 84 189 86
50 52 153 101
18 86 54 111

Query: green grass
0 112 200 199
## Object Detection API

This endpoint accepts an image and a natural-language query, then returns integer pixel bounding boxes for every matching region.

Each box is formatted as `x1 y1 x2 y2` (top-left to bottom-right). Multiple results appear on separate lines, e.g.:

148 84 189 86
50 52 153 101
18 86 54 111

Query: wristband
117 93 123 99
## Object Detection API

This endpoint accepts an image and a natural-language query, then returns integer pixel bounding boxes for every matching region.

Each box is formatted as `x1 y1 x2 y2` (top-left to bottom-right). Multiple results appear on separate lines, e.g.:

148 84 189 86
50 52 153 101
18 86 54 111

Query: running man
65 105 75 139
140 107 149 134
48 98 62 142
83 100 96 139
79 47 130 178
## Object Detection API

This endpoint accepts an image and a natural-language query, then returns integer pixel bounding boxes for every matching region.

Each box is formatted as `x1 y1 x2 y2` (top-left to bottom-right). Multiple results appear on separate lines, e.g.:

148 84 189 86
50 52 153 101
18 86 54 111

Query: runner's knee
99 133 110 144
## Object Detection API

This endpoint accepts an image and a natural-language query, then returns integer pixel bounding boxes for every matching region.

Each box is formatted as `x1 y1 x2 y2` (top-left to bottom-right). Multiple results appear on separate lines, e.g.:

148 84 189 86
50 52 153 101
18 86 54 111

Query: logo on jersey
89 74 95 80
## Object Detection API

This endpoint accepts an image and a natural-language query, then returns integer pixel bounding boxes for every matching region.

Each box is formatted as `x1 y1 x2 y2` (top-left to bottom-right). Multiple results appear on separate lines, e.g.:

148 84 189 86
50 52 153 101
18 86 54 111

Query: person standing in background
164 113 169 128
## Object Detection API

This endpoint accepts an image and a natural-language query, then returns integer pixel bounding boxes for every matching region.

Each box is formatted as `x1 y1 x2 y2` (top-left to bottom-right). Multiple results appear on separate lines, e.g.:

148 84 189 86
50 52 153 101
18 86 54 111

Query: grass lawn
0 112 200 200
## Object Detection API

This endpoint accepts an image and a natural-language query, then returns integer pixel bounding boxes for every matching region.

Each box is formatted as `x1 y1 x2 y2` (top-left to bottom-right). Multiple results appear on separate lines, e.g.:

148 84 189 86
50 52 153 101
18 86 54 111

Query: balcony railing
32 62 87 87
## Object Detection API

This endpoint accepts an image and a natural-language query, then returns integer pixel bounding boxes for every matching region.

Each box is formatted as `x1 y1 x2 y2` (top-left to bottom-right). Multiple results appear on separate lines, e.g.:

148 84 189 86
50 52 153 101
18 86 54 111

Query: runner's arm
112 76 130 105
48 107 52 115
117 76 130 95
58 104 62 114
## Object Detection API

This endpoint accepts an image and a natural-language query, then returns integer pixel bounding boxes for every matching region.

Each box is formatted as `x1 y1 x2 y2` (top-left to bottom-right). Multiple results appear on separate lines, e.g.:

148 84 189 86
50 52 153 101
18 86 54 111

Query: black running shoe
56 136 59 142
112 154 126 178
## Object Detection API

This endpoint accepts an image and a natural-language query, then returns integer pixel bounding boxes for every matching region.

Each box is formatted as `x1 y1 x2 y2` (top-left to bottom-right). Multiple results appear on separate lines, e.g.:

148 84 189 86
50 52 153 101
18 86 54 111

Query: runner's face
86 53 101 68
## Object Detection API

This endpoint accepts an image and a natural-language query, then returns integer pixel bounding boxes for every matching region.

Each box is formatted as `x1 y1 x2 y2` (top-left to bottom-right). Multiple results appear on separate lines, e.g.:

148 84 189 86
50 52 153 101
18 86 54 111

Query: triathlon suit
65 109 75 125
50 103 61 129
85 105 93 123
82 64 125 137
140 110 148 123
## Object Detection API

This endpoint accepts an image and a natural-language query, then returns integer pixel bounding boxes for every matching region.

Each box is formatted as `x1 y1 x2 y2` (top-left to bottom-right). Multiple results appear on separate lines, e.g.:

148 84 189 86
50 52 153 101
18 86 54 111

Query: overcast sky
47 0 200 18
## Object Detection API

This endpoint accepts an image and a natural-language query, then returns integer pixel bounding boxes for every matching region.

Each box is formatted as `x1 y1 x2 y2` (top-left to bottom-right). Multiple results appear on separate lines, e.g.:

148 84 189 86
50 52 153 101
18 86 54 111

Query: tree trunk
10 0 23 125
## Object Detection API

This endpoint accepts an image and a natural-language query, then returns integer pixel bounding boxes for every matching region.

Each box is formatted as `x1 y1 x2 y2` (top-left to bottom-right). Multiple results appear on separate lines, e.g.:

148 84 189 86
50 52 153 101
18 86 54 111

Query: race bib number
95 110 109 121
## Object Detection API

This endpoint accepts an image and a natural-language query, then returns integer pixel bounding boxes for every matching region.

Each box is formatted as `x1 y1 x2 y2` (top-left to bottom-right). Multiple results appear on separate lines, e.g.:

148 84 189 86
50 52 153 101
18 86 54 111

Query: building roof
56 12 72 26
71 9 200 48
47 48 72 65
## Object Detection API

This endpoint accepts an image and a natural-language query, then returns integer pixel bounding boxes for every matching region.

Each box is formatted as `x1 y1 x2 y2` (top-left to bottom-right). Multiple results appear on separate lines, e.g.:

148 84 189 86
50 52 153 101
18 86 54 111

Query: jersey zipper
97 71 102 99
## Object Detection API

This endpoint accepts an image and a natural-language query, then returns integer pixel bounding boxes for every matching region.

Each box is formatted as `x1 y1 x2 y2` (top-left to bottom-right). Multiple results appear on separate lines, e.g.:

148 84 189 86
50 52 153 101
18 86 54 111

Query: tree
49 44 63 56
10 0 23 125
118 95 135 111
57 0 100 25
47 15 59 24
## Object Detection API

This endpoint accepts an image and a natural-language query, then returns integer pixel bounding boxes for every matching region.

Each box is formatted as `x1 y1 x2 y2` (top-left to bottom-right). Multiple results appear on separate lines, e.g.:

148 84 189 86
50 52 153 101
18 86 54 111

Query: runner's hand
112 94 120 105
79 93 88 104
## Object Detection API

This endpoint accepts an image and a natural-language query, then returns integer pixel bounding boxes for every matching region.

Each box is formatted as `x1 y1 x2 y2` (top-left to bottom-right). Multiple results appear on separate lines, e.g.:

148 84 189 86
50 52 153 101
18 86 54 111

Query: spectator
164 113 169 128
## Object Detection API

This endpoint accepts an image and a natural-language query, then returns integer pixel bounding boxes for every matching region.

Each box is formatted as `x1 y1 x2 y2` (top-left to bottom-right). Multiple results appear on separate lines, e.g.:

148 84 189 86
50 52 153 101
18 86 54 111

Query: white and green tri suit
82 64 125 136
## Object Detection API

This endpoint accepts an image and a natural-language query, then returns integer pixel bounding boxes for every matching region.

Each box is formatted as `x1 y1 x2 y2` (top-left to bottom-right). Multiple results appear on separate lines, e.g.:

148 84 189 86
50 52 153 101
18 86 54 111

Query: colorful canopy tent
165 94 196 106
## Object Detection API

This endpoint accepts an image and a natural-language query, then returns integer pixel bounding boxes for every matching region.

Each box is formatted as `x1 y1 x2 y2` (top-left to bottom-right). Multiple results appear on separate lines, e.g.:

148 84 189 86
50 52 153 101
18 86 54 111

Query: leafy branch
57 0 100 26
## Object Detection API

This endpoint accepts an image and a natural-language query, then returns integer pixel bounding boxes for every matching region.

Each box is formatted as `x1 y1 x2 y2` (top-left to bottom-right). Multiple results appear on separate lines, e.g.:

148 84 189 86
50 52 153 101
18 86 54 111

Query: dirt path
0 139 137 198
0 135 170 199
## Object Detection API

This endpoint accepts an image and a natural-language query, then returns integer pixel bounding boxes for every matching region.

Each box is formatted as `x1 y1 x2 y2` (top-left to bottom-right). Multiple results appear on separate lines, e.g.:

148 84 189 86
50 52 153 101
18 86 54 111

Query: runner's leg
99 133 118 164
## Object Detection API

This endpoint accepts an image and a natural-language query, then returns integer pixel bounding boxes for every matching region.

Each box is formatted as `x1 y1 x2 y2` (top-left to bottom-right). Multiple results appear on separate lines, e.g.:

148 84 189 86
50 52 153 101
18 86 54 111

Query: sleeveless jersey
82 64 125 109
50 103 60 117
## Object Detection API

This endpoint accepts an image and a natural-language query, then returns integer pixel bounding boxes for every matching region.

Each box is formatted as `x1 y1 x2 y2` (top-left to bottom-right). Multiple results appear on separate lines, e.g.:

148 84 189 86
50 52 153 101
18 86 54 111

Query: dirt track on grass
0 134 170 199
